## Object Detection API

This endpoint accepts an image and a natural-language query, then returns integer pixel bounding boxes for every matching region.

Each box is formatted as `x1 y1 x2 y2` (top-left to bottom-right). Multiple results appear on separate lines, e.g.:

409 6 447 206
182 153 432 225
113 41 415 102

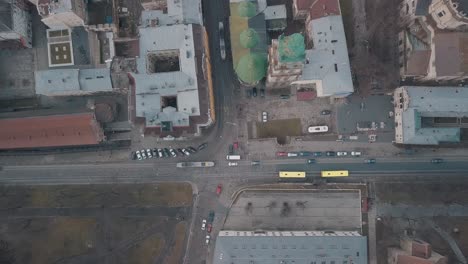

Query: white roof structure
35 68 113 96
294 15 354 97
140 0 202 26
263 5 287 20
132 23 200 128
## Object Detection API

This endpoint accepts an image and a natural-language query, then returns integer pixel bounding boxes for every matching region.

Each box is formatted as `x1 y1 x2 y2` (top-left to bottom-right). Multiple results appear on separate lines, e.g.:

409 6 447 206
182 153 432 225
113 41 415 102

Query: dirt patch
256 118 302 142
0 183 193 264
163 221 187 264
375 182 468 205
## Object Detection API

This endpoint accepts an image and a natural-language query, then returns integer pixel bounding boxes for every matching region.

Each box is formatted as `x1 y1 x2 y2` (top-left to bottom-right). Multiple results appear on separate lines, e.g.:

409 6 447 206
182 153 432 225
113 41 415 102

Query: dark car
299 151 312 157
152 148 158 158
307 159 316 164
252 87 258 97
208 211 215 223
198 143 208 151
321 110 332 115
280 94 290 99
177 148 185 155
163 148 171 157
313 152 322 157
246 89 252 98
228 144 234 155
188 146 197 153
251 161 260 166
365 158 376 164
431 158 444 164
326 151 336 157
130 151 137 160
260 88 265 98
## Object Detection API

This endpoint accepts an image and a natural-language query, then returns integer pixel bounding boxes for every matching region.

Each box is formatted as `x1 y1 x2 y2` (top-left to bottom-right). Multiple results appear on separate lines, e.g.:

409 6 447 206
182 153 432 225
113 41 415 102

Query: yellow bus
321 170 349 177
279 171 306 178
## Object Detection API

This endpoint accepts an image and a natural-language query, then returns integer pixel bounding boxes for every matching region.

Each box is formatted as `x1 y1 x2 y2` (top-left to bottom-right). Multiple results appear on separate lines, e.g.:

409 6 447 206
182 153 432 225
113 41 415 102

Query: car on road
337 151 348 156
251 161 260 166
365 158 376 164
307 159 316 164
351 151 361 157
313 152 322 157
321 110 332 115
308 125 329 133
146 149 153 158
280 94 290 99
287 152 298 157
260 88 265 98
326 151 336 157
276 151 287 157
219 22 226 60
207 224 212 233
135 150 143 160
431 158 444 164
233 141 239 150
169 148 177 157
201 219 207 230
228 162 238 166
205 235 211 245
182 148 191 156
141 149 147 159
252 87 258 97
262 111 268 122
198 143 208 151
208 211 215 223
216 184 222 195
188 146 197 153
299 151 312 157
228 144 234 155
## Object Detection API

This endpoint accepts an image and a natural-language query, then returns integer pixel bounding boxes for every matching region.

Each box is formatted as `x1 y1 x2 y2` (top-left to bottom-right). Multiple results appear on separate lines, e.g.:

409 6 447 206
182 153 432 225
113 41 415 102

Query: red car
233 142 239 149
207 223 212 233
276 151 287 157
216 184 222 195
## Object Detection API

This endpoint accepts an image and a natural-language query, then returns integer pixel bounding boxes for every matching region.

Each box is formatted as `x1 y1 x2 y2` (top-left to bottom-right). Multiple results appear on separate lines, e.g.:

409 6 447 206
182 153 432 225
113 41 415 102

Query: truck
176 161 215 168
226 155 241 160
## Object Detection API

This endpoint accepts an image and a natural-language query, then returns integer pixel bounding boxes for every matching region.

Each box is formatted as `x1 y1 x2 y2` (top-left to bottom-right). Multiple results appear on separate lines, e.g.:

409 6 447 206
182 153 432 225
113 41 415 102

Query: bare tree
280 202 290 217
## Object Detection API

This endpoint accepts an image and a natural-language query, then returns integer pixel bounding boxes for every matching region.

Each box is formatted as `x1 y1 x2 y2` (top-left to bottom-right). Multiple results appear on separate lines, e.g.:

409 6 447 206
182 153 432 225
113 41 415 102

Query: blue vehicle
313 152 322 157
299 151 312 157
307 159 316 164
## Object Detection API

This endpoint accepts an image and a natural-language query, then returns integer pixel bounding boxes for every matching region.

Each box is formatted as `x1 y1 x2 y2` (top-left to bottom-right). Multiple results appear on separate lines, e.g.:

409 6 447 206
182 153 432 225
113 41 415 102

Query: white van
226 155 241 160
308 126 329 133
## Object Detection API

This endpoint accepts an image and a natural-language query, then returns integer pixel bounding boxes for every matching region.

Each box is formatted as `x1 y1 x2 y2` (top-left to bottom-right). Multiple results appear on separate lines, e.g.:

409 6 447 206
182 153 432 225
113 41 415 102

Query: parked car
228 162 238 166
351 151 361 157
228 144 234 155
251 161 260 166
141 149 147 159
188 146 197 153
208 211 215 223
219 22 226 60
321 110 332 115
280 94 290 99
182 148 191 156
216 184 222 195
152 148 158 157
262 111 268 122
308 126 329 133
198 143 208 151
135 150 143 160
169 148 177 157
130 151 137 160
205 235 211 245
287 152 298 157
252 87 258 97
276 151 287 157
337 151 348 156
246 89 252 98
207 224 212 233
201 219 207 230
157 149 164 158
233 142 239 150
163 148 171 157
177 148 185 155
146 149 153 158
260 88 265 98
313 152 322 157
431 158 444 164
307 159 316 164
299 151 312 157
326 151 336 157
365 158 376 164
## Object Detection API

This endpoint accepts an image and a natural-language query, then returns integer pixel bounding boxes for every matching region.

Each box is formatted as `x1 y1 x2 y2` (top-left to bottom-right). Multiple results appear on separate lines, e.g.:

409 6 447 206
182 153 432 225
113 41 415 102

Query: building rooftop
309 0 341 20
294 0 312 11
0 0 13 31
433 32 468 77
131 22 199 128
140 0 202 25
299 15 353 97
263 5 287 20
395 86 468 145
47 28 74 67
213 230 368 264
0 112 105 150
415 0 431 16
35 68 112 96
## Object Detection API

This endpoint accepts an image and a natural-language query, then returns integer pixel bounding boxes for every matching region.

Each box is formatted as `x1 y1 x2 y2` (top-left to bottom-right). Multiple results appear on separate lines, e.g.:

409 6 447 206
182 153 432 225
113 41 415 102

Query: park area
0 183 193 264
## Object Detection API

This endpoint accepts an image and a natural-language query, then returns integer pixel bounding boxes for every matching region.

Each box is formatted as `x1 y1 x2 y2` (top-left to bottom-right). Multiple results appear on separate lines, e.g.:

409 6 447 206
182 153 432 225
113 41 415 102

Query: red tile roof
0 113 105 150
296 0 314 10
309 0 341 20
297 91 317 100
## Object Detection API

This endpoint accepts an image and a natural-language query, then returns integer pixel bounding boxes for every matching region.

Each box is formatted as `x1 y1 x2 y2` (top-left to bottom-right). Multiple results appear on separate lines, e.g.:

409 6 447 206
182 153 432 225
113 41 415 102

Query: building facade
0 0 32 49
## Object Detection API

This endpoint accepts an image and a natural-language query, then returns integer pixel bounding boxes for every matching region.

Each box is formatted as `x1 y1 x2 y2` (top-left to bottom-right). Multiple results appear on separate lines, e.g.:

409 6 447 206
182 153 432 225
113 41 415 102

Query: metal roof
297 15 353 97
263 5 287 20
213 230 368 264
0 113 105 150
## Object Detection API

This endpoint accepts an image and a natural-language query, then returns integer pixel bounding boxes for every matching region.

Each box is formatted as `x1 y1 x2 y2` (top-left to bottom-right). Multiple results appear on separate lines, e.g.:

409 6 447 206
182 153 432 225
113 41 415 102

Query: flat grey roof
213 231 368 264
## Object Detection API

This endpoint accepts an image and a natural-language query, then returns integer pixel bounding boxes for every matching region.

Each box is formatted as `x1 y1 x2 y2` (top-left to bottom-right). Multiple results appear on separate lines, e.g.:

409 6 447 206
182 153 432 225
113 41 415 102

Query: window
438 10 446 17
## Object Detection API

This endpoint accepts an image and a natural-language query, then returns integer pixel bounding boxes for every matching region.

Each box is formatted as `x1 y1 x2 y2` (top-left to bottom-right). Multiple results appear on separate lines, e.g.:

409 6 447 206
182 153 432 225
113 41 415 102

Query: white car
182 148 191 156
169 148 177 157
337 151 348 156
228 162 238 166
219 22 226 60
262 112 268 122
146 149 153 158
351 151 361 157
140 149 147 159
157 149 164 158
201 219 207 230
135 150 143 160
308 125 329 133
205 235 211 245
